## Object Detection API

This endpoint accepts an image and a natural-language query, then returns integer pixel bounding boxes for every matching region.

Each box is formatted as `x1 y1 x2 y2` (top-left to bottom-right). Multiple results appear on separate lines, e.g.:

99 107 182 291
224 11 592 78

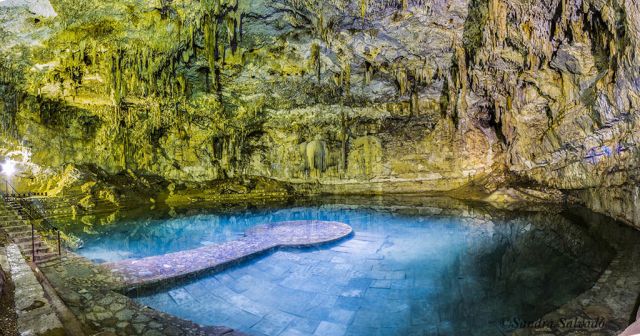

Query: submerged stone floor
38 220 352 335
105 221 353 289
133 231 458 336
32 207 640 336
41 253 244 336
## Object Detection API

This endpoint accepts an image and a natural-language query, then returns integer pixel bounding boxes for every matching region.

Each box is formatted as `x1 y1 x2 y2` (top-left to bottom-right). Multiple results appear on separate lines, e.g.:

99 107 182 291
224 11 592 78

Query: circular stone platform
246 220 353 246
104 220 352 289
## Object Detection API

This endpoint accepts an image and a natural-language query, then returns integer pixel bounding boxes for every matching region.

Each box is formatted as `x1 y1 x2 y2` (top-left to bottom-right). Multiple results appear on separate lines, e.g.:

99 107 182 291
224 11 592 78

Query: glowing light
1 160 17 177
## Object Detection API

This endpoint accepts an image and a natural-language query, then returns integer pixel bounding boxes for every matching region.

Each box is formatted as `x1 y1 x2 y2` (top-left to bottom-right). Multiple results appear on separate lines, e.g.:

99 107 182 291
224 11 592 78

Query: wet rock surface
0 254 4 297
41 250 248 336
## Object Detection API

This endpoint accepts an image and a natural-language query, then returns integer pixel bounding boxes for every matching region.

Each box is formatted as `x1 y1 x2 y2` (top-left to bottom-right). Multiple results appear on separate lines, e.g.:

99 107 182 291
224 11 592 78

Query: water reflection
63 197 624 335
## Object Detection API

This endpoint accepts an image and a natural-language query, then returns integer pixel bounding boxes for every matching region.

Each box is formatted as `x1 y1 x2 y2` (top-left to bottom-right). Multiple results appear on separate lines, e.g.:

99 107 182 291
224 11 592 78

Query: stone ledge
5 244 64 336
104 220 353 290
0 252 5 297
621 320 640 336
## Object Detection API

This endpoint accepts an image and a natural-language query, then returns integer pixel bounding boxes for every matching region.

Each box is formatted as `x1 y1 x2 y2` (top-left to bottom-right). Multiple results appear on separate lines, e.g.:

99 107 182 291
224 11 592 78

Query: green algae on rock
0 0 639 230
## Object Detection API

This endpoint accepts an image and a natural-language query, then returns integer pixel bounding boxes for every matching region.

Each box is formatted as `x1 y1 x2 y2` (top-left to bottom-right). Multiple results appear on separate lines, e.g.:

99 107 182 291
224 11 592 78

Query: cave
1 0 640 335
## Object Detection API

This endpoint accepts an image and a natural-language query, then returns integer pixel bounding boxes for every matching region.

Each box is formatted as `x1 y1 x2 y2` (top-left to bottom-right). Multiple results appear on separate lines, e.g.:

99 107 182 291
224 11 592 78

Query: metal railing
0 178 61 262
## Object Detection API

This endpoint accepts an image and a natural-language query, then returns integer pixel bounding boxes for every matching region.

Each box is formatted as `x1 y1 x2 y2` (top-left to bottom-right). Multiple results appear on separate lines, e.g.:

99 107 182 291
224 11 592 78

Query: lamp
1 159 16 195
2 159 16 177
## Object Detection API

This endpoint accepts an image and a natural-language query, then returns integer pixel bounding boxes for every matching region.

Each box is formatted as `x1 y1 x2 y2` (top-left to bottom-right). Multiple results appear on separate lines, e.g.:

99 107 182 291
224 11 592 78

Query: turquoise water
73 211 264 263
76 204 614 335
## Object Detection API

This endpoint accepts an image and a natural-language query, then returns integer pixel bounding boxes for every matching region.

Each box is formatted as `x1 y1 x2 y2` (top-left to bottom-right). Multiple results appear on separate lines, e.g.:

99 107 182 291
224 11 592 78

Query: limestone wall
0 0 639 226
460 0 640 227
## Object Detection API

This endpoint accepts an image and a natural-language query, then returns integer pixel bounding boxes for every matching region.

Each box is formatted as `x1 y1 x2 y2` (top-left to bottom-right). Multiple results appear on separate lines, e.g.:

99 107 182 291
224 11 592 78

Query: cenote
63 197 625 336
3 0 640 334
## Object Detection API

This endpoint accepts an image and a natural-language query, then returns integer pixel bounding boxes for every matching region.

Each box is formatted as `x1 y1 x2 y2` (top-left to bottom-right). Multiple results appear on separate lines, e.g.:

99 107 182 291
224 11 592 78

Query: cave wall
0 0 499 190
461 0 640 227
0 0 639 226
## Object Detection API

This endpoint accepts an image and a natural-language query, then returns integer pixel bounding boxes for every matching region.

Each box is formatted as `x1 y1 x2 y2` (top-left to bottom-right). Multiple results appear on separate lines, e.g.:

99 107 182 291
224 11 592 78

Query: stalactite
415 60 433 85
364 61 373 85
340 107 348 173
309 43 321 82
109 49 126 113
225 16 237 53
454 41 468 113
342 62 351 96
204 15 220 91
358 0 433 15
410 90 419 115
395 67 408 96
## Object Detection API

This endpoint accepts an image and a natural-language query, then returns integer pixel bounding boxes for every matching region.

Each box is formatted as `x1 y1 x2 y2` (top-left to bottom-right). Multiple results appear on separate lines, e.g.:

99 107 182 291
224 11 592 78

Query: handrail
0 177 19 196
0 177 62 261
0 176 49 198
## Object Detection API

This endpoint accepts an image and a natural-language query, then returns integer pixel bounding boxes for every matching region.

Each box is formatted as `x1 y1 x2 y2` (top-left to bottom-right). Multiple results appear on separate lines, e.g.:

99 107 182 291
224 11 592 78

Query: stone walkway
3 244 64 335
41 253 248 336
38 220 352 336
0 248 5 295
105 221 353 289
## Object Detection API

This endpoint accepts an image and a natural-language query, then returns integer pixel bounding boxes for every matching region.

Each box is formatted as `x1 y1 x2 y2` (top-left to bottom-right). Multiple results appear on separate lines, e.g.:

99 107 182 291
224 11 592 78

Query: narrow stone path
4 243 64 335
0 245 18 336
36 220 351 336
106 220 353 289
41 253 249 335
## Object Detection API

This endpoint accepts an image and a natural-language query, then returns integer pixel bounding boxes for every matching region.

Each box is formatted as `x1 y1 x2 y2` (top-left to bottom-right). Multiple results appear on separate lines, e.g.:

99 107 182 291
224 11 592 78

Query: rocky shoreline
24 198 640 335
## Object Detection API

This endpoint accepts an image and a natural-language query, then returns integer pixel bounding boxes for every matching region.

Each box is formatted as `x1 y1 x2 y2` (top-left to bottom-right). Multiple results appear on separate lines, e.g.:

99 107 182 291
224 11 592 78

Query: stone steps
34 252 59 263
37 257 64 268
0 198 60 264
6 229 36 238
0 219 29 226
2 224 32 233
19 245 50 255
13 235 43 244
17 240 46 250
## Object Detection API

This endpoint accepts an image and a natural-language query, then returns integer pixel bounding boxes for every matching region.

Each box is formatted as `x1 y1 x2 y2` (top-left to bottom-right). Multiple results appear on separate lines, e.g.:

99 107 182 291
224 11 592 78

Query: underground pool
69 200 618 336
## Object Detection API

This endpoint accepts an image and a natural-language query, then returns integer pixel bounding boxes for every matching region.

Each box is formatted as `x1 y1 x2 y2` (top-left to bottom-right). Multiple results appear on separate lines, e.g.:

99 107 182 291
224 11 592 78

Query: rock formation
0 0 639 227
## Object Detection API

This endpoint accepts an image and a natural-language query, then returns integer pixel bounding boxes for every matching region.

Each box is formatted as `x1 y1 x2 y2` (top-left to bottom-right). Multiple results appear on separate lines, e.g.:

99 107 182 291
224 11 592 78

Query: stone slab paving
5 243 64 335
35 209 640 336
133 233 411 336
41 252 249 336
127 210 640 336
37 220 351 336
104 221 353 289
